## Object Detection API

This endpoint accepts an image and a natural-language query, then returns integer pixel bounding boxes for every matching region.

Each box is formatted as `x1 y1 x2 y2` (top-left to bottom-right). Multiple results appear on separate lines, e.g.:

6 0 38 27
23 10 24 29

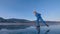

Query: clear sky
0 0 60 21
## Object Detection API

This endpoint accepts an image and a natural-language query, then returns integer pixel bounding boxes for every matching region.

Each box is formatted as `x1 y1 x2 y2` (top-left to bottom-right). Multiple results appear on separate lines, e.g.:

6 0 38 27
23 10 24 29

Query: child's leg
40 18 49 27
35 18 40 26
40 18 46 25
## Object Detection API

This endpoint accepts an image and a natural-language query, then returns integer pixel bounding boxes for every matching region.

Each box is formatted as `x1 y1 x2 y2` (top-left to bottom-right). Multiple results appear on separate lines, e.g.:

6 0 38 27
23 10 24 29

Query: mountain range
0 17 60 23
0 17 30 23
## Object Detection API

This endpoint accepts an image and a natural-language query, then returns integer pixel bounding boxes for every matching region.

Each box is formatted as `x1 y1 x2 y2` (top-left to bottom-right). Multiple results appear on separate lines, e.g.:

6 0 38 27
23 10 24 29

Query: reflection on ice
0 25 60 34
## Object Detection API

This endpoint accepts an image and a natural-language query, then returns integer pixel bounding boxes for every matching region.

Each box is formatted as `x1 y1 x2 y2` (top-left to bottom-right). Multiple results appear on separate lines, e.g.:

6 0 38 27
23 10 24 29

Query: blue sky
0 0 60 21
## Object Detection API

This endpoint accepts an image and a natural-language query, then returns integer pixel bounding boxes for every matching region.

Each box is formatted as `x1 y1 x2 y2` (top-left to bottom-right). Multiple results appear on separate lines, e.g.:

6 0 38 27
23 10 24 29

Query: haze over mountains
0 17 60 24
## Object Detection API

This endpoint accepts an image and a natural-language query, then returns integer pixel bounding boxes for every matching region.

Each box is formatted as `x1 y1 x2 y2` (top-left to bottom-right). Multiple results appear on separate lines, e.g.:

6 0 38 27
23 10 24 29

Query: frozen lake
0 25 60 34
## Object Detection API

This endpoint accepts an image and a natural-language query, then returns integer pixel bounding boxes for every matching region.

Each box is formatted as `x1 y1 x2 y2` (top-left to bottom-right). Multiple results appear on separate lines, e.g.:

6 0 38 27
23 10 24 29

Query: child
33 10 49 28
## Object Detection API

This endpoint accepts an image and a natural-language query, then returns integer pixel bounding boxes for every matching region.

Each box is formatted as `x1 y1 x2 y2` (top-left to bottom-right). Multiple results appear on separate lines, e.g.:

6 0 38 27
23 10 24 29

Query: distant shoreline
0 22 60 26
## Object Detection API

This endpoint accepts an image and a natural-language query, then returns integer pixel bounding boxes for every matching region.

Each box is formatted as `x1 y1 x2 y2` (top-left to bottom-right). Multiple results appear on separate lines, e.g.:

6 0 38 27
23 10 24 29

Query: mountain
0 17 30 23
